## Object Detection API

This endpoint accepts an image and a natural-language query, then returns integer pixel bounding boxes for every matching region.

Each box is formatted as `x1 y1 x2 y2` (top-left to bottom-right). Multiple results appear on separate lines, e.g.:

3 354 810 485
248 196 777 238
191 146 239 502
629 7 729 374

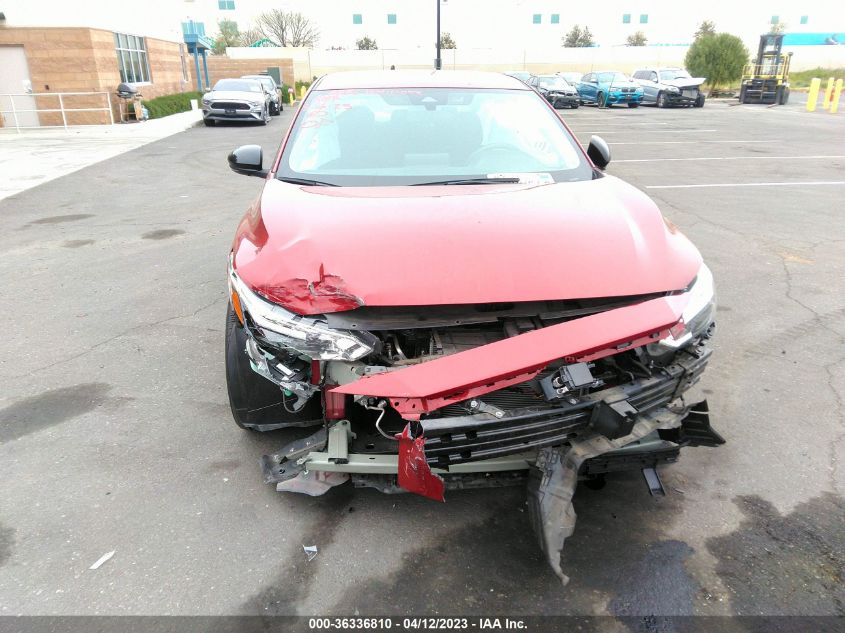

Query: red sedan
224 70 721 583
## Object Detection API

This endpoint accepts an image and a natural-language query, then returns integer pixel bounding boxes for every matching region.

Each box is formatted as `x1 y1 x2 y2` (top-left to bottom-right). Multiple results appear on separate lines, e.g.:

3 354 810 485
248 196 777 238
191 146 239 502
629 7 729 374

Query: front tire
694 94 705 108
225 304 322 431
203 118 215 126
597 92 606 108
628 102 639 108
657 92 668 108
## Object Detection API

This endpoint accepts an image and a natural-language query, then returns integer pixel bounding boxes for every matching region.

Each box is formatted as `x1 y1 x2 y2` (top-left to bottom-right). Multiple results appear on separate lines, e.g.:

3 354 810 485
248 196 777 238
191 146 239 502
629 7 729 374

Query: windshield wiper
277 176 339 187
412 177 522 186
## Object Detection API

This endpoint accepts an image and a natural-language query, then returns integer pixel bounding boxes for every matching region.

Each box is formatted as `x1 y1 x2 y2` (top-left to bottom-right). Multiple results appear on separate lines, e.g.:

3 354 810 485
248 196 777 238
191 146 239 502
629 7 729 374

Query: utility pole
435 0 442 70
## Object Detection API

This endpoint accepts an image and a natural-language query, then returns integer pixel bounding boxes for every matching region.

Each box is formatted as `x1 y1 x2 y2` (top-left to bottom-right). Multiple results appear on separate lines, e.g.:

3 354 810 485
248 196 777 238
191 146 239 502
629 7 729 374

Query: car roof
242 74 273 80
314 70 529 91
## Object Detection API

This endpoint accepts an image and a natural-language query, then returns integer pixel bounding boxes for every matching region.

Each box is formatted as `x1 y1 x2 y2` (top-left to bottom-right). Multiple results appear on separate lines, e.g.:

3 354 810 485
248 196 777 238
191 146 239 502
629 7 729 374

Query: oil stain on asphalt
0 383 113 443
142 229 185 240
62 239 95 248
324 472 697 617
706 493 845 615
28 214 94 225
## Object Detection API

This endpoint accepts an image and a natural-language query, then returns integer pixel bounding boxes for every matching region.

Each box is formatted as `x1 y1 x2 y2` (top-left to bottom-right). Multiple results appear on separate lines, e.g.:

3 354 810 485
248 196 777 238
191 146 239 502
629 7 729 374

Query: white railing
0 92 114 132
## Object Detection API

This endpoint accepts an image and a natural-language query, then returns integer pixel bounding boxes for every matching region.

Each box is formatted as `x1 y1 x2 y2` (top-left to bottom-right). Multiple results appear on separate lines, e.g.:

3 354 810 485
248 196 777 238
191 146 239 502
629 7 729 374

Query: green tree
440 32 457 49
247 9 319 48
626 31 648 46
695 20 717 41
356 36 378 50
685 32 749 94
563 25 594 47
212 19 240 55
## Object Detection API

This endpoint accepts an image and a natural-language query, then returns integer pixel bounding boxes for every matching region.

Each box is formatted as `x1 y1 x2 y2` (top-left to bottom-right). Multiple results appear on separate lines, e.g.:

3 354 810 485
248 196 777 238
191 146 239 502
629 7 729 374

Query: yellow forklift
740 34 792 105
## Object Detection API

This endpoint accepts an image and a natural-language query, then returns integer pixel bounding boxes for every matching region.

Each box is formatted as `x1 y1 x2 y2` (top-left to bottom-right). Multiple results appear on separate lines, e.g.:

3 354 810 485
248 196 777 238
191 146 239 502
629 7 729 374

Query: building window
770 15 779 24
640 14 648 24
353 13 362 25
622 14 631 24
800 15 808 24
114 33 151 84
551 14 560 24
533 14 541 24
218 0 235 9
387 13 396 24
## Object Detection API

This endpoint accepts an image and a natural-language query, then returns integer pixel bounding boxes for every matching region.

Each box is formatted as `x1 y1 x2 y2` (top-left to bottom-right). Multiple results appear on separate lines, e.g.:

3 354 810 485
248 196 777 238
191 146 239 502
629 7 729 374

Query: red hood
232 177 701 315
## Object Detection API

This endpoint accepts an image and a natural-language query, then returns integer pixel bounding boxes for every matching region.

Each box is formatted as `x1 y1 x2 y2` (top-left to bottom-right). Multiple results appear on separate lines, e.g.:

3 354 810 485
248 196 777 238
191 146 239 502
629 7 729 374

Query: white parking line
573 128 718 133
616 155 845 163
646 181 845 189
603 140 779 145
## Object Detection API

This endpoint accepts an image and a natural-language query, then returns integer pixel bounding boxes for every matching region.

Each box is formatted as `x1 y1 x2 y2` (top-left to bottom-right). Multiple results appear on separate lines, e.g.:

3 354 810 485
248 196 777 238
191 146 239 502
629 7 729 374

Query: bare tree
249 9 320 48
287 12 320 48
239 28 266 47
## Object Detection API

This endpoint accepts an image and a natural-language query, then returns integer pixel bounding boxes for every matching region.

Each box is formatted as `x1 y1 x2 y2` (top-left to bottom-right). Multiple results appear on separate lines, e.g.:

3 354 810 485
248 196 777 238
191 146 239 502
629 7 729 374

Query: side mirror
587 135 611 170
228 144 267 178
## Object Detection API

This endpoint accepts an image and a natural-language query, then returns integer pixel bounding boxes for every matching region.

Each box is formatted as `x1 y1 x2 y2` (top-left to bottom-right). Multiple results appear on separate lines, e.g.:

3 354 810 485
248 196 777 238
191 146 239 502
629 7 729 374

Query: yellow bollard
806 78 821 112
822 77 835 109
831 79 843 114
299 85 307 100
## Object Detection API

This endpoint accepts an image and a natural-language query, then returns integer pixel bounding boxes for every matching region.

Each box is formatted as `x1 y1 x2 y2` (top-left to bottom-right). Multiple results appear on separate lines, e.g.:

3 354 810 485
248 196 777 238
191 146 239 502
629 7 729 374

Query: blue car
576 71 644 108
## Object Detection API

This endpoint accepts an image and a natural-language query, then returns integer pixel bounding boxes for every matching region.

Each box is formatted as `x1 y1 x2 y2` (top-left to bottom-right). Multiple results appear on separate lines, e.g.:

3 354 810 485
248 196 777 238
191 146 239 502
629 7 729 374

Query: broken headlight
229 262 376 361
653 263 715 350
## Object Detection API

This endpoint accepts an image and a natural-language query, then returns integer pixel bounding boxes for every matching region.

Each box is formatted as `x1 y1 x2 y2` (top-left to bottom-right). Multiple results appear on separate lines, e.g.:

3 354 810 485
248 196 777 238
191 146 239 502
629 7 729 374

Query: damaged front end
230 260 723 582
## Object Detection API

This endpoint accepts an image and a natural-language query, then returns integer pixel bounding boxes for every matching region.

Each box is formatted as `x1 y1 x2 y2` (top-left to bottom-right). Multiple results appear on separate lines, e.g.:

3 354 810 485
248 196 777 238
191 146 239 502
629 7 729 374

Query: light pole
435 0 442 70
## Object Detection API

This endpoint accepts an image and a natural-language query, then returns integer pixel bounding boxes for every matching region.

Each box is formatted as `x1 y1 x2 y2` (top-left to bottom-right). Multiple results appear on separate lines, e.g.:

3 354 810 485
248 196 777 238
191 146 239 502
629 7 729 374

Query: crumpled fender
331 295 689 419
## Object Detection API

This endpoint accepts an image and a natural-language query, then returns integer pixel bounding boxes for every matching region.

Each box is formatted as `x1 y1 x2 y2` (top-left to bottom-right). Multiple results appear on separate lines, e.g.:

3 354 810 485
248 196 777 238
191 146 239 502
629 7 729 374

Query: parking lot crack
23 296 226 377
779 257 845 493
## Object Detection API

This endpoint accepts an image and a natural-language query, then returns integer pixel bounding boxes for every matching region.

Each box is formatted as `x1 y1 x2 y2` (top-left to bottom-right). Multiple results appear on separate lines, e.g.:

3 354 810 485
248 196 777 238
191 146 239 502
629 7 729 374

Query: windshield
538 77 571 90
213 80 263 92
278 87 591 186
660 70 691 81
598 72 631 84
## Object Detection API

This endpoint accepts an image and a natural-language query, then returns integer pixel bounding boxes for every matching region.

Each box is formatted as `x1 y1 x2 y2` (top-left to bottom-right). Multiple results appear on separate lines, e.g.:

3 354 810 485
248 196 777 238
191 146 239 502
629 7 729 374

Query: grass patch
142 91 203 119
788 68 845 89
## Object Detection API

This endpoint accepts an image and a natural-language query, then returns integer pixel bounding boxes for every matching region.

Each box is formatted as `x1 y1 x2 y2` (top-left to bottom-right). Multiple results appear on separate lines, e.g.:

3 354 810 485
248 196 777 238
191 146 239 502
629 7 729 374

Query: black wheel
739 85 748 104
270 102 279 116
597 91 606 108
657 92 668 108
694 94 705 108
225 303 322 431
552 98 561 109
203 118 215 126
628 102 639 108
778 87 789 105
571 102 579 109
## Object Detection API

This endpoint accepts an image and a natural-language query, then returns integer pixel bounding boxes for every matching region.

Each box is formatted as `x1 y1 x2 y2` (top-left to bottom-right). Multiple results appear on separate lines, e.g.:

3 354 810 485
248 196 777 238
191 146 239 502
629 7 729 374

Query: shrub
142 91 203 119
685 33 749 94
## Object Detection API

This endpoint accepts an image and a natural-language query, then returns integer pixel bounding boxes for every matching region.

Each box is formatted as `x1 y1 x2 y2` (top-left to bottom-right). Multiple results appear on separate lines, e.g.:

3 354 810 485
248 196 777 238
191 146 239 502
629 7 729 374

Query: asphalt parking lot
1 98 844 620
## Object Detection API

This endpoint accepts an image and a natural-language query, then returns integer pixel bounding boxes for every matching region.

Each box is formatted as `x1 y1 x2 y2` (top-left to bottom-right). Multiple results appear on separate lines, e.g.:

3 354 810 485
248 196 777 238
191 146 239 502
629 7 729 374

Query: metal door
0 46 39 128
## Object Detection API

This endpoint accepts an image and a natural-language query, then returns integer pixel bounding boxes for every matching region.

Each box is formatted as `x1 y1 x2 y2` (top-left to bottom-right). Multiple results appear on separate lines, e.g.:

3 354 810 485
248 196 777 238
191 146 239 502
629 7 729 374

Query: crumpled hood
663 77 705 89
232 176 701 315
